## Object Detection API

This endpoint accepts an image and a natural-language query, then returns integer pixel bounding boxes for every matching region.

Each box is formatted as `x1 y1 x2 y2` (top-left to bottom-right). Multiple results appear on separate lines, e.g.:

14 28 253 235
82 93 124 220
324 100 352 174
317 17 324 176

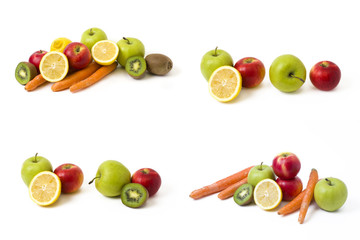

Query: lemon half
29 171 61 206
39 51 69 82
254 179 282 210
208 66 242 102
91 40 119 65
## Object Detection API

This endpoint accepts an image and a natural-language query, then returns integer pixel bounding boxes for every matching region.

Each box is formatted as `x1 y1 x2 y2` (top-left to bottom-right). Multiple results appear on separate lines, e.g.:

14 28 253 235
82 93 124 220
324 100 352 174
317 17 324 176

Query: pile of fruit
15 28 173 93
21 153 84 206
21 153 161 208
88 160 161 208
189 152 347 224
200 47 342 102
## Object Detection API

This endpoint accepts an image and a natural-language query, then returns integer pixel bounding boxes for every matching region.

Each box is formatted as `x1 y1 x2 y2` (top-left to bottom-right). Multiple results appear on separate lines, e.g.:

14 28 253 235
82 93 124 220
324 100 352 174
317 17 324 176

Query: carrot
25 74 47 91
51 62 101 92
298 168 318 224
69 62 118 93
277 190 306 215
218 177 248 200
189 166 253 200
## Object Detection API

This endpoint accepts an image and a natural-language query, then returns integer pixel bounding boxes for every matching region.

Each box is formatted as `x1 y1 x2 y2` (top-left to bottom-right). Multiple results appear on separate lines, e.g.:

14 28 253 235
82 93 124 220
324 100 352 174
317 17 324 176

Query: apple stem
325 178 333 186
123 37 130 44
213 46 218 57
88 176 100 185
89 28 94 36
244 58 253 63
33 153 39 163
260 162 263 170
289 73 305 83
320 62 329 68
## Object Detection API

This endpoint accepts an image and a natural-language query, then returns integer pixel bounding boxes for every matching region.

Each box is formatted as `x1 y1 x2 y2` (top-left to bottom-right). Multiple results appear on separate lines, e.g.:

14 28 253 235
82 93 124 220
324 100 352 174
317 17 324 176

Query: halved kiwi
121 183 148 208
15 62 37 85
233 183 254 206
125 56 147 79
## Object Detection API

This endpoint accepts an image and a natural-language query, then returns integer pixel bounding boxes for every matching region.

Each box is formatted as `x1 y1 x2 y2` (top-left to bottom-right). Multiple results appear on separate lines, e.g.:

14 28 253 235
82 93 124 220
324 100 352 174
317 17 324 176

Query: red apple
272 152 301 179
54 163 84 193
234 57 265 88
131 168 161 197
310 61 341 91
63 42 91 70
276 176 303 201
29 50 47 72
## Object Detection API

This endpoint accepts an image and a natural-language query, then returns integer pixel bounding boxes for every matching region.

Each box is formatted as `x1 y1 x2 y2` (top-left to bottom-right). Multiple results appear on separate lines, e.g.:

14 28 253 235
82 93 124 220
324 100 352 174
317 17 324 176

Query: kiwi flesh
125 56 147 79
145 54 173 76
121 183 148 208
233 183 254 206
15 62 37 85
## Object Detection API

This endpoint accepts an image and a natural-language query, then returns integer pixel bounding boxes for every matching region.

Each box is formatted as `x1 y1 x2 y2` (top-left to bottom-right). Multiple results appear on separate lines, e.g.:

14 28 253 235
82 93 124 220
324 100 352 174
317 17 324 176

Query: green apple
269 54 306 92
21 153 53 186
200 47 233 81
89 160 131 197
314 177 347 212
80 27 108 52
117 37 145 67
247 162 275 187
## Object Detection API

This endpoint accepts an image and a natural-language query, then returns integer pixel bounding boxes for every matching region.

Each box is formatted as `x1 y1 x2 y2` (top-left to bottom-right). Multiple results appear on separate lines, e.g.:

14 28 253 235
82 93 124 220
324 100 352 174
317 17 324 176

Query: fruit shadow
230 82 306 104
144 194 162 208
229 84 267 104
47 188 85 208
252 202 279 213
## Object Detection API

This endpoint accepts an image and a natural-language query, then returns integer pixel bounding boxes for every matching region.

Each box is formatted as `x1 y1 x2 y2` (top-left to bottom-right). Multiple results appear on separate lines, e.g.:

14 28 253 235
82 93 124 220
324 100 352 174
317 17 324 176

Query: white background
1 0 359 239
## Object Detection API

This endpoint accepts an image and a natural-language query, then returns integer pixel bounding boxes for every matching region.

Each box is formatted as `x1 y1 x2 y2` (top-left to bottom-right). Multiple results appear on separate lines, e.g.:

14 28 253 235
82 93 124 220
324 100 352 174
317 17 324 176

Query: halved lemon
29 171 61 206
50 37 72 52
208 66 242 102
254 179 282 210
91 40 119 65
39 51 69 82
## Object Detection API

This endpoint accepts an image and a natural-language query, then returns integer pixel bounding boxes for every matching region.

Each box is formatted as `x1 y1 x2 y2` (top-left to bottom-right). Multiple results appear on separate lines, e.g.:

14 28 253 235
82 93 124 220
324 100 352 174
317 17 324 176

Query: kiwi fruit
121 183 148 208
125 56 147 79
145 54 173 76
233 183 254 206
15 62 37 85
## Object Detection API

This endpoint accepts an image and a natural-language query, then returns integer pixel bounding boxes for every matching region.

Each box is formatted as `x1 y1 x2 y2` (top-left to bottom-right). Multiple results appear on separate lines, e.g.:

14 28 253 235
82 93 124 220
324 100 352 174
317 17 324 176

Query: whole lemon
50 37 71 52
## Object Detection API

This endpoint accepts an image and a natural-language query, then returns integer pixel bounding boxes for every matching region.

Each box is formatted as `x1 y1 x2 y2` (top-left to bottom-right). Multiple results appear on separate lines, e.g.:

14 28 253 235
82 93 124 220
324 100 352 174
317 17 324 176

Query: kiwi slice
145 54 173 76
233 183 254 206
121 183 148 208
125 56 147 79
15 62 38 85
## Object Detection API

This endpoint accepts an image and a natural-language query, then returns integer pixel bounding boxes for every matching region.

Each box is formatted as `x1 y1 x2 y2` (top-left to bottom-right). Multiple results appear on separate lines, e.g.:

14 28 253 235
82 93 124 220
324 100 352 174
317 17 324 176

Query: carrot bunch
25 61 117 93
189 166 253 200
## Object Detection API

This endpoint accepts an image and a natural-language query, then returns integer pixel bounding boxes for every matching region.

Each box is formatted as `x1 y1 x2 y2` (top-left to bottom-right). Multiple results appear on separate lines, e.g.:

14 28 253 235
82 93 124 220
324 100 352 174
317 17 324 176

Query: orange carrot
51 62 101 92
69 62 118 93
189 166 253 200
277 190 306 215
298 168 318 224
218 177 248 200
24 74 47 91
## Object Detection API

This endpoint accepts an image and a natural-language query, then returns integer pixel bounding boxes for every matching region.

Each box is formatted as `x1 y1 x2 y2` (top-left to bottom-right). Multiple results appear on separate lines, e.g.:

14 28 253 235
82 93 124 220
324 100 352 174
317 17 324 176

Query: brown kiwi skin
145 54 173 76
